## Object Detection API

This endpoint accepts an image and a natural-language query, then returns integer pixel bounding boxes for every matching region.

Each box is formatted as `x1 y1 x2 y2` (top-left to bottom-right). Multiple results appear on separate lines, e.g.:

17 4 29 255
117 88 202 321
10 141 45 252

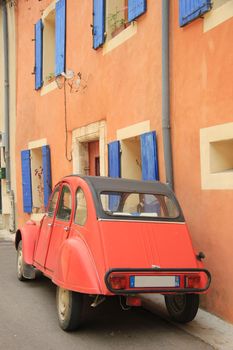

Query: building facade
15 0 233 323
0 0 17 231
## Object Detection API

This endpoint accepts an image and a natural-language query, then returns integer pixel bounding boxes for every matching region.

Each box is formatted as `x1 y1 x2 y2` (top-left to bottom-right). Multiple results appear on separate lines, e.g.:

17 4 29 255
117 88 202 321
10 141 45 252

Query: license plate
130 275 180 288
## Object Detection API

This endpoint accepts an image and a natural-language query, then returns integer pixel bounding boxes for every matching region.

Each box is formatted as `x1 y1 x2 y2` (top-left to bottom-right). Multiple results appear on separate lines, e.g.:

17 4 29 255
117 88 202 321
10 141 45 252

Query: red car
15 176 211 331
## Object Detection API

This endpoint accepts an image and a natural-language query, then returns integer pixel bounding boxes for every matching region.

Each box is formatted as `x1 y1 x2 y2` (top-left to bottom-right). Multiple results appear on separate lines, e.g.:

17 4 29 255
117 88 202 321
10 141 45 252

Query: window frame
55 184 72 222
74 187 88 226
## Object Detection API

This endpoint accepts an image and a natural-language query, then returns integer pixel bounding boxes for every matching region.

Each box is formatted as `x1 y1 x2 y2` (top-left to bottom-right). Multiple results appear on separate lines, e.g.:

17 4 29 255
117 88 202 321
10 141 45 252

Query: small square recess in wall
200 122 233 190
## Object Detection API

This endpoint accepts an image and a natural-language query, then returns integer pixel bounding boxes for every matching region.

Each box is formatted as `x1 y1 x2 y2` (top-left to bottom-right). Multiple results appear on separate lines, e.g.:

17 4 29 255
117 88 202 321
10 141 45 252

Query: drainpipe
2 0 15 231
162 0 174 190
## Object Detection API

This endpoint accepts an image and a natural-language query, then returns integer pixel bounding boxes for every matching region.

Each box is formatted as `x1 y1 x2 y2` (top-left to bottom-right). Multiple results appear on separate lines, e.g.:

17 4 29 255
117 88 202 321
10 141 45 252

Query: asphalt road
0 241 214 350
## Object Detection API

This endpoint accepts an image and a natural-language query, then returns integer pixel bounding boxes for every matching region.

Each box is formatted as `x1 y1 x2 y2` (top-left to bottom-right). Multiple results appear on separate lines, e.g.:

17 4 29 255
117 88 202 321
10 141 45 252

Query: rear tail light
109 275 127 290
185 275 200 288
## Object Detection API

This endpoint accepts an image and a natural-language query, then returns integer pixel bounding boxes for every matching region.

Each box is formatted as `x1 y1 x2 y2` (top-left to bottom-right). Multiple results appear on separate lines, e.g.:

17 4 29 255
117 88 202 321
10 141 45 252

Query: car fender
52 236 102 294
15 221 39 265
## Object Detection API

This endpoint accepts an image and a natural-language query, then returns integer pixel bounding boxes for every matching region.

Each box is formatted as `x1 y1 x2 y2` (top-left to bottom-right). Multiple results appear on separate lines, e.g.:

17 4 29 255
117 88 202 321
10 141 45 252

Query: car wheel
56 287 84 331
164 294 199 323
17 241 26 281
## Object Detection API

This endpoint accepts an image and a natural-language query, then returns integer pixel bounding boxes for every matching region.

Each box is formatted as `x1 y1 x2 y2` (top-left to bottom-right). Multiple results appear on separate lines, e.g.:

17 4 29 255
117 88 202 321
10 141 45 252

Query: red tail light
186 275 200 288
109 275 127 290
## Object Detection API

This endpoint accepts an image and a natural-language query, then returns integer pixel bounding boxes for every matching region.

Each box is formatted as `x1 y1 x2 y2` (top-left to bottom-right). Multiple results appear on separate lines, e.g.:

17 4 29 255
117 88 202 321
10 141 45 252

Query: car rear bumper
105 268 211 294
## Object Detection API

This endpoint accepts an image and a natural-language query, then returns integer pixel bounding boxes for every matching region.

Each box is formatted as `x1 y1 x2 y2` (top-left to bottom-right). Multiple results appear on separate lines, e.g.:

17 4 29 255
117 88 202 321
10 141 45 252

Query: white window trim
204 0 233 32
200 122 233 189
103 21 137 55
72 121 107 176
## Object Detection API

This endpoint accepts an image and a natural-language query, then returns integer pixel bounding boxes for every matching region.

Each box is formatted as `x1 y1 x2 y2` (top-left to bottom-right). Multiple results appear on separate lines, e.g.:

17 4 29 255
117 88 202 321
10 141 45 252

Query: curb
142 294 233 350
0 229 15 242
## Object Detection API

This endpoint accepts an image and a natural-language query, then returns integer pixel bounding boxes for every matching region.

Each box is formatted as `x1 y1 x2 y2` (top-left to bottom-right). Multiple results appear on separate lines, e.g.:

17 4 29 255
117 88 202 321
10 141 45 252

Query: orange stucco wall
15 1 233 323
170 1 233 322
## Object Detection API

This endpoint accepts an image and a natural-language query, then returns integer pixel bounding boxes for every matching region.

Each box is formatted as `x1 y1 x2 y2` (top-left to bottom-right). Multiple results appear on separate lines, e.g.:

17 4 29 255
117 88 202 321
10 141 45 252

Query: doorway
88 141 100 176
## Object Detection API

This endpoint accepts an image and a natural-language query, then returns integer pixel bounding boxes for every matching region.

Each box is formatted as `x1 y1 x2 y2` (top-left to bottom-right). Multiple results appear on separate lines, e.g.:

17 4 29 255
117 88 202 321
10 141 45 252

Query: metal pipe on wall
162 0 174 190
2 0 15 231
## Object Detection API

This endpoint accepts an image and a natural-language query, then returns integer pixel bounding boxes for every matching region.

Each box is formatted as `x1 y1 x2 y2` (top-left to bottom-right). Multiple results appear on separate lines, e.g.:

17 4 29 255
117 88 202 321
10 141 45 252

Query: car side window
56 185 72 221
47 187 60 217
75 188 87 226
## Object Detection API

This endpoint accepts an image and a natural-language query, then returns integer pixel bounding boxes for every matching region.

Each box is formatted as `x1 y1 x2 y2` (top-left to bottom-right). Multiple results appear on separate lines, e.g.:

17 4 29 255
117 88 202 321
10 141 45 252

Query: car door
45 184 73 273
34 185 60 268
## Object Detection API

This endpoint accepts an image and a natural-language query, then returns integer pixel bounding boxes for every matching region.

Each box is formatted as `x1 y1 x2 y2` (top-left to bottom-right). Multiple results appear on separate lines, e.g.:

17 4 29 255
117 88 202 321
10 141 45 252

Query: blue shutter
42 145 52 209
93 0 105 49
55 0 66 76
140 131 159 181
35 19 43 90
21 150 32 213
108 141 121 211
128 0 147 22
179 0 211 27
108 141 121 178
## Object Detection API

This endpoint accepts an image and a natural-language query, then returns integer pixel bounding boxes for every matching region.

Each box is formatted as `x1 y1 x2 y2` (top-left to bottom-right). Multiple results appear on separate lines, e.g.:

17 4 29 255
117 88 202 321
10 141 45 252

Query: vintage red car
15 175 211 331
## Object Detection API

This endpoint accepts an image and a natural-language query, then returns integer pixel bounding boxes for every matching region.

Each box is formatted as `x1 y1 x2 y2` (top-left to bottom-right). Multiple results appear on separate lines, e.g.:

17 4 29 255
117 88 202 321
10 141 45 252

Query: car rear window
100 192 179 219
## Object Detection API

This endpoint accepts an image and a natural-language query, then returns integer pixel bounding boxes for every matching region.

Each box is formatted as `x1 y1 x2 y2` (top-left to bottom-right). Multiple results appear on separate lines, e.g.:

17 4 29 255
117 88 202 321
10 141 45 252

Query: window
106 0 129 41
204 0 233 32
93 0 146 49
56 186 72 221
179 0 212 27
100 192 179 219
43 8 56 85
48 186 60 217
75 188 87 226
200 122 233 189
35 0 66 90
108 131 159 182
21 145 52 213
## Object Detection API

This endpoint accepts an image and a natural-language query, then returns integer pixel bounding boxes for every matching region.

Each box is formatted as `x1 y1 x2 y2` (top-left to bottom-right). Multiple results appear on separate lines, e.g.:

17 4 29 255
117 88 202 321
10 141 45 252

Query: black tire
17 241 27 281
56 287 84 332
165 294 199 323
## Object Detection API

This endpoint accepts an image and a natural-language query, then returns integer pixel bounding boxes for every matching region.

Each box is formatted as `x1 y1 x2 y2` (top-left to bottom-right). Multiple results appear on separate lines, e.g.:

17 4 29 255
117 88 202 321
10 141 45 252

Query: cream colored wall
0 5 17 222
0 10 3 133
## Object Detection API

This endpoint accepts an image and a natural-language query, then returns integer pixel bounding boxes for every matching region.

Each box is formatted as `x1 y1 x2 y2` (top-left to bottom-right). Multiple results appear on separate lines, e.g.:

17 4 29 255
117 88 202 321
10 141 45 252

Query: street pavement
0 240 214 350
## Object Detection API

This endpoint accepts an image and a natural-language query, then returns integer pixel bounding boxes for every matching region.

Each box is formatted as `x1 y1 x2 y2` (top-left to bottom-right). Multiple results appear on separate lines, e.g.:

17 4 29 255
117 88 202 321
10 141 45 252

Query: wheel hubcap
172 295 186 313
58 288 70 321
17 249 23 276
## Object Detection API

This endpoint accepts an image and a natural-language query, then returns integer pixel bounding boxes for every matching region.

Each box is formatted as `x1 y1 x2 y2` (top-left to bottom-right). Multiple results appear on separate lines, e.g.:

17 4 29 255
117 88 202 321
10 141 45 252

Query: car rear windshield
100 192 179 219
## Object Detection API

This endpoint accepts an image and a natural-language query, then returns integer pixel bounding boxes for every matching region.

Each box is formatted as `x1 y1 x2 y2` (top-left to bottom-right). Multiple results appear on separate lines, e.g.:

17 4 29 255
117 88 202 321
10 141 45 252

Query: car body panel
15 221 40 265
16 175 211 296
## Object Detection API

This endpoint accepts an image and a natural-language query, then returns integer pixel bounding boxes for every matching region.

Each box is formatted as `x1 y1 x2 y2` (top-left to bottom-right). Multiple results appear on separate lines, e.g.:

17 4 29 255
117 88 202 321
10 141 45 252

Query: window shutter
140 131 159 181
21 150 32 213
108 141 121 211
128 0 147 22
42 145 52 209
108 141 121 178
179 0 211 27
93 0 105 49
35 19 43 90
55 0 66 76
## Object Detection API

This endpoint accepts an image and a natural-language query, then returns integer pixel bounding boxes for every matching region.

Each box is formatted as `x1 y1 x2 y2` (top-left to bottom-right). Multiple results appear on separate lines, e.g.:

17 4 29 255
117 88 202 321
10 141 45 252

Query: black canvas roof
82 176 172 195
66 175 184 222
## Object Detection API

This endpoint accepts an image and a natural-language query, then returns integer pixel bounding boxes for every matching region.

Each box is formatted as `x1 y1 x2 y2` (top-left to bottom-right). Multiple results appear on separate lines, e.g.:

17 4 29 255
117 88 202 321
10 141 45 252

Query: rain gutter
162 0 174 190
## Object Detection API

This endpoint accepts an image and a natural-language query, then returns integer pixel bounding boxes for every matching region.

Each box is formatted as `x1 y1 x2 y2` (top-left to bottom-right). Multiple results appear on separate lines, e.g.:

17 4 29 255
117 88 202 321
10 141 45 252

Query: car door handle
64 226 70 232
48 223 52 227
